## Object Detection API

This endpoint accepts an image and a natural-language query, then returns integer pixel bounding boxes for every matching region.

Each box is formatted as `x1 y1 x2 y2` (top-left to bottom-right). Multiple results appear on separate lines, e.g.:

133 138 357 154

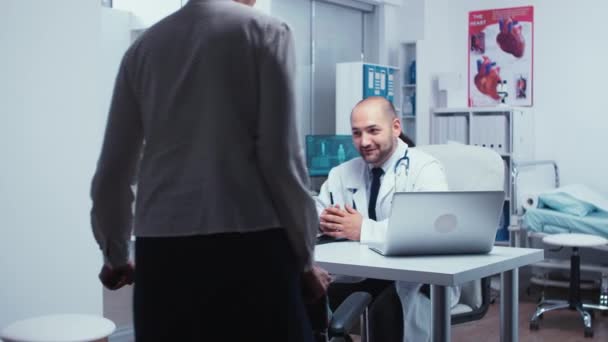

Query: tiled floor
346 298 607 342
452 299 607 342
105 285 608 341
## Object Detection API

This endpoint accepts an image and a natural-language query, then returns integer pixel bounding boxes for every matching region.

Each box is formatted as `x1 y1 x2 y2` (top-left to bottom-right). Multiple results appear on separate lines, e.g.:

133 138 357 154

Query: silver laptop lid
373 191 505 256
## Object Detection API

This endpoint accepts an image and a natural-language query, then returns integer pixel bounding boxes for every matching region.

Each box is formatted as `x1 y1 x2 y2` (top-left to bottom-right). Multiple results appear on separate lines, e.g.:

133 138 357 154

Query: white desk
315 242 544 342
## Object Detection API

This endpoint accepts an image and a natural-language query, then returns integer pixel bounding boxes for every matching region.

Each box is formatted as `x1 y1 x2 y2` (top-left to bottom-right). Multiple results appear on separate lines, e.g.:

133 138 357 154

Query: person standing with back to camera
90 0 330 340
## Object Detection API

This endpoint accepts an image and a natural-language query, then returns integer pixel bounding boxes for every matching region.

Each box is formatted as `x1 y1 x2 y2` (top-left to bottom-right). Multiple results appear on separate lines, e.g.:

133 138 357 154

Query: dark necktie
368 167 384 221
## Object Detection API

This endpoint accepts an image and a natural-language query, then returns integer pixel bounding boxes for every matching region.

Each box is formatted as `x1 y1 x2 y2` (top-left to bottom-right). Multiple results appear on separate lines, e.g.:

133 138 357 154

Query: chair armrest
451 277 492 325
328 292 372 336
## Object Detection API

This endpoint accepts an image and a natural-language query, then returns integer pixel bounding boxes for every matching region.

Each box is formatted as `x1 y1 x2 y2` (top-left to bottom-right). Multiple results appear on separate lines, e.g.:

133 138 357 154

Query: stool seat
542 233 608 248
1 314 115 342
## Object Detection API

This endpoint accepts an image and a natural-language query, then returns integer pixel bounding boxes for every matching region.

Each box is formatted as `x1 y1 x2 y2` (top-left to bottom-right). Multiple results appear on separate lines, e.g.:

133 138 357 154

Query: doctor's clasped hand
319 205 362 241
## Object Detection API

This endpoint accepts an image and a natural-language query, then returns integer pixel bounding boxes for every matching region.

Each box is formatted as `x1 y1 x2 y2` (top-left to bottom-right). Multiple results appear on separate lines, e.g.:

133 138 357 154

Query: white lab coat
315 140 460 342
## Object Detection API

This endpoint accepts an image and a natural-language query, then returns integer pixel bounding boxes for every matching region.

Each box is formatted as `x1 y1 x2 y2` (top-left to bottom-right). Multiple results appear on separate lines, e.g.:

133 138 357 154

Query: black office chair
360 278 492 341
451 277 493 324
414 144 503 325
307 292 372 342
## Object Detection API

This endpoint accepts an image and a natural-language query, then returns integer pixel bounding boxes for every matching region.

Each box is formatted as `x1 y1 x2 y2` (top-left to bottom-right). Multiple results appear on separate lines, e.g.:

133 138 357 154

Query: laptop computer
368 191 505 256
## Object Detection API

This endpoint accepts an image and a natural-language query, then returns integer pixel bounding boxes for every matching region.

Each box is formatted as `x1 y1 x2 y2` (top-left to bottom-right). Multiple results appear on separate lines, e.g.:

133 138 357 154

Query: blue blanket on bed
523 208 608 239
523 184 608 238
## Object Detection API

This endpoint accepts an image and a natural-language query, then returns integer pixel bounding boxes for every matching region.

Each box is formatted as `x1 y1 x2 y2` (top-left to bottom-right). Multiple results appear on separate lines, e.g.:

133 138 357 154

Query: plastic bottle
408 60 416 85
337 144 346 164
402 95 413 115
411 91 416 116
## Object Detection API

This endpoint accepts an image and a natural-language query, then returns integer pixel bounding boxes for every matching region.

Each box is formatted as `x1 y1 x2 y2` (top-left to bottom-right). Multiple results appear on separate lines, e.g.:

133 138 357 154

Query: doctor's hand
320 205 362 241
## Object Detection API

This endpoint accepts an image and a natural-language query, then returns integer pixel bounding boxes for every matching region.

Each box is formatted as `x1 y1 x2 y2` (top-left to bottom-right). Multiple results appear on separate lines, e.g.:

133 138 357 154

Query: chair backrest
415 143 505 312
415 143 505 191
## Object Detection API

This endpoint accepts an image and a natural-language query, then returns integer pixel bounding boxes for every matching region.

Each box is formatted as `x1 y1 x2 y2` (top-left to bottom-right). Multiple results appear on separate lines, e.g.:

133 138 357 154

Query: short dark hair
398 132 415 147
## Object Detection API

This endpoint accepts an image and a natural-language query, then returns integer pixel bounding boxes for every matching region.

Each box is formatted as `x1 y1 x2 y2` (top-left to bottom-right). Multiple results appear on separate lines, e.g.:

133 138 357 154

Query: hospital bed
509 160 608 313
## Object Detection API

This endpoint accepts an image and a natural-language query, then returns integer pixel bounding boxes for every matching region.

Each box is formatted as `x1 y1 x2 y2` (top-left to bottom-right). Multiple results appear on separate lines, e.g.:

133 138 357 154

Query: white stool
1 314 115 342
529 233 608 338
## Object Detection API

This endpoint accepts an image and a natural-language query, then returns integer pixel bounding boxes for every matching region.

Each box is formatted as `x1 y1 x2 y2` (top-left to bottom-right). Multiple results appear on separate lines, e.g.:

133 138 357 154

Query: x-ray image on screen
306 135 359 177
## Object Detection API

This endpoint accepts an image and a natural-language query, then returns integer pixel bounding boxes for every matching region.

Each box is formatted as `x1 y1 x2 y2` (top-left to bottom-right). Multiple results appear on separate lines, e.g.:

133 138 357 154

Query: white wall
112 0 273 29
256 0 272 14
376 2 402 66
0 0 105 329
430 0 608 194
101 8 132 115
269 0 310 140
397 0 424 42
113 0 182 28
408 0 452 145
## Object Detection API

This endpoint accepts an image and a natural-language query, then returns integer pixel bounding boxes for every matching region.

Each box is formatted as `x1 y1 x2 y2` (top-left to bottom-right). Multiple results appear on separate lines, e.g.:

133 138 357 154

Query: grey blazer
91 0 317 270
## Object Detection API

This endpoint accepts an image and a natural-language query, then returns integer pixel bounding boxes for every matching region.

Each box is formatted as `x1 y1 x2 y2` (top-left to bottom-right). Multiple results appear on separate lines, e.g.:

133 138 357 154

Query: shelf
402 115 416 119
472 111 511 116
471 107 513 113
401 84 416 88
433 111 469 117
433 107 522 115
433 107 472 114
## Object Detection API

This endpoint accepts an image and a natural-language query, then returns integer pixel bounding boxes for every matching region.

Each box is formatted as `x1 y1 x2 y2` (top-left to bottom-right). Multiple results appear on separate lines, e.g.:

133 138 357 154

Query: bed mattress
523 208 608 239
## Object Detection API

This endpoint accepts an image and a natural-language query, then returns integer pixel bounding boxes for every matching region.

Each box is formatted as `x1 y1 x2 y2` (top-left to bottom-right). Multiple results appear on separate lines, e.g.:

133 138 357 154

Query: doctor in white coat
315 97 460 342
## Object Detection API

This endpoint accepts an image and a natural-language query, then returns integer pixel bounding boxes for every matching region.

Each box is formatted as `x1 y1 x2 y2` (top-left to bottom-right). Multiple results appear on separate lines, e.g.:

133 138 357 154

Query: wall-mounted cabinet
336 61 399 134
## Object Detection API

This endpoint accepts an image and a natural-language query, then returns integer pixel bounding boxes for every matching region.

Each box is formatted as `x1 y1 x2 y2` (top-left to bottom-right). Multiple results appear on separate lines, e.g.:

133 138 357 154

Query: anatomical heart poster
468 6 533 107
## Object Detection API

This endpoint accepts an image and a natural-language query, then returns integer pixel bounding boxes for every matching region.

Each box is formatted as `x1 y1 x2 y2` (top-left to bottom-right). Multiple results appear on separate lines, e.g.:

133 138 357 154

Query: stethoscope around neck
346 149 411 211
394 149 410 176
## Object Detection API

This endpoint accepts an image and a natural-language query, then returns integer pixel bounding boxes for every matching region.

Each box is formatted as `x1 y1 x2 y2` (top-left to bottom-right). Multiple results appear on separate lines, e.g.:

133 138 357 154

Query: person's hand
318 205 340 233
301 265 332 303
320 204 362 241
319 205 344 234
99 262 135 290
320 204 341 216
